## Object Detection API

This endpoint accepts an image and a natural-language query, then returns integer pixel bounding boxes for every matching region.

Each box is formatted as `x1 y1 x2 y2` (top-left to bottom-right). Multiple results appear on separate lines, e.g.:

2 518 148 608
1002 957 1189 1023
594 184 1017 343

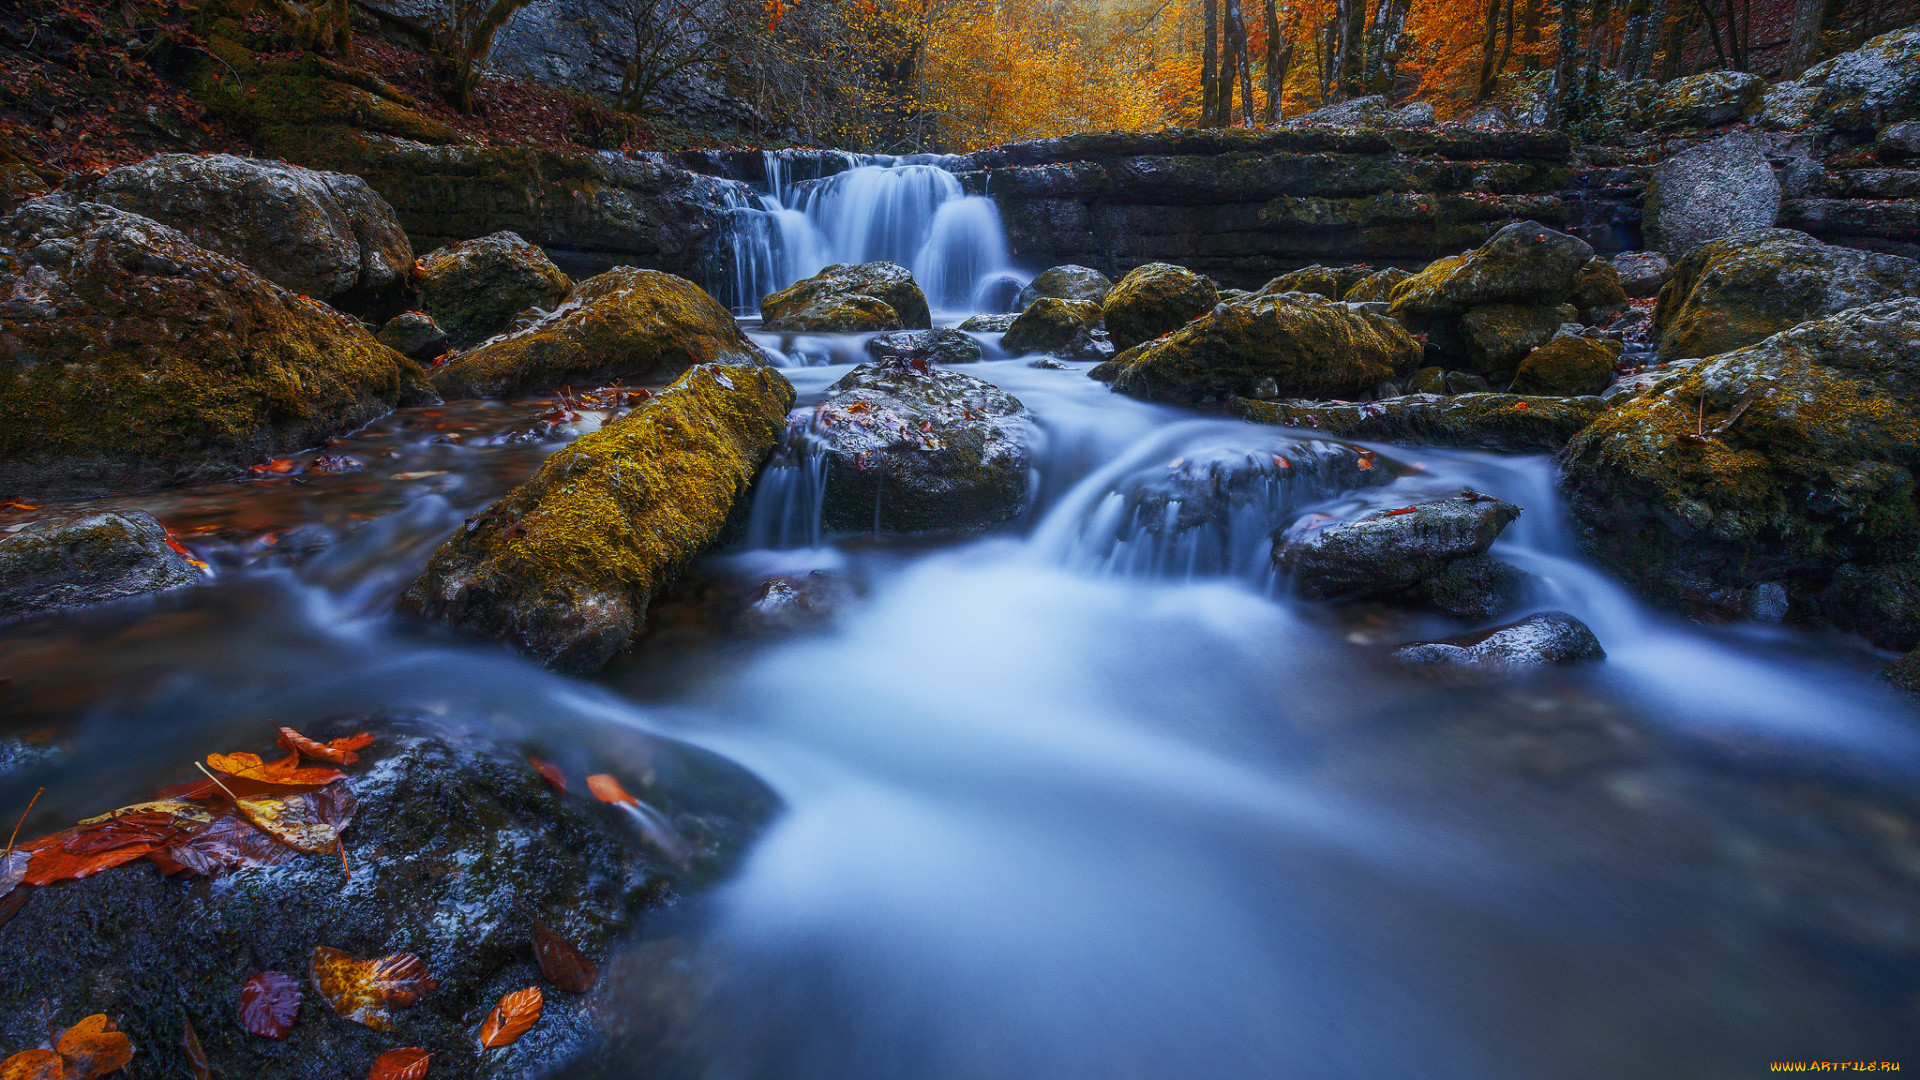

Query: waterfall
712 151 1025 319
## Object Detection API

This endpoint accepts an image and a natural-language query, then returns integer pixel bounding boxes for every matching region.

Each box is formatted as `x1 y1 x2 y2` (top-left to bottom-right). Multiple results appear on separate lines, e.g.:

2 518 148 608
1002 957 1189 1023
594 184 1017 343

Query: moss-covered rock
1651 228 1920 361
1509 333 1621 396
759 262 930 332
808 361 1031 533
1389 220 1594 317
0 201 432 500
1806 23 1920 137
1111 293 1419 404
1235 392 1605 452
431 268 761 399
1648 70 1765 129
1459 303 1568 374
1102 262 1219 352
418 232 574 349
1558 298 1920 644
1418 553 1527 622
1570 257 1630 323
400 364 793 673
1343 266 1410 302
0 718 776 1080
1001 297 1105 356
376 311 451 362
1016 264 1112 308
1256 264 1376 300
0 510 202 625
194 50 464 160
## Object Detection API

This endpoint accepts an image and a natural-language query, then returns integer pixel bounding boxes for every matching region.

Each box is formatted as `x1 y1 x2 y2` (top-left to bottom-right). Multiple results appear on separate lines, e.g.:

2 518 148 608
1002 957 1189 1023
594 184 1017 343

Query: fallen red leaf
1380 507 1420 517
522 907 597 994
311 947 437 1031
586 774 637 806
267 458 296 474
57 1014 133 1079
239 970 301 1039
478 986 542 1049
0 1049 62 1080
0 501 39 511
181 1017 209 1080
368 1047 432 1080
20 811 196 886
278 727 374 766
528 758 566 793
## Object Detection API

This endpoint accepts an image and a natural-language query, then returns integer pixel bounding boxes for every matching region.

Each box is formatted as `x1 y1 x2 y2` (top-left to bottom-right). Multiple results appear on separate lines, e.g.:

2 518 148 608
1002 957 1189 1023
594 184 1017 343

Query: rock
1651 228 1920 361
1463 106 1514 129
81 153 413 309
430 268 763 399
1102 262 1219 352
1570 258 1629 323
1390 220 1594 317
1643 133 1783 257
1648 71 1765 129
1257 264 1375 300
807 360 1031 533
399 364 794 673
1878 120 1920 163
1110 292 1421 404
376 311 451 363
0 201 432 500
956 312 1017 332
1509 332 1621 396
1276 492 1522 601
1806 23 1920 137
0 511 201 624
1015 264 1112 309
0 717 775 1080
1235 392 1605 453
759 261 931 333
1611 250 1671 297
1029 357 1074 369
1087 357 1124 382
1343 266 1410 302
1418 553 1527 622
1407 366 1448 394
865 327 983 366
1293 95 1394 127
1393 101 1438 126
1001 297 1105 356
416 231 573 349
1459 303 1567 374
1391 610 1606 670
1559 299 1920 645
1884 646 1920 697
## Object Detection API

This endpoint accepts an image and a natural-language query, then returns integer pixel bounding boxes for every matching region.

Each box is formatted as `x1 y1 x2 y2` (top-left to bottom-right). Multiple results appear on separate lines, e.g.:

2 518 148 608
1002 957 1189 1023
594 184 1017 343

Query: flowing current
4 158 1919 1076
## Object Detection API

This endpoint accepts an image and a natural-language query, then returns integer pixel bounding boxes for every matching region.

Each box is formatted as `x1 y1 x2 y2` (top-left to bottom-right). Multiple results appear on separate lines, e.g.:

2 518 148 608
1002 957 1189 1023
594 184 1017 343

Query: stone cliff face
952 129 1575 288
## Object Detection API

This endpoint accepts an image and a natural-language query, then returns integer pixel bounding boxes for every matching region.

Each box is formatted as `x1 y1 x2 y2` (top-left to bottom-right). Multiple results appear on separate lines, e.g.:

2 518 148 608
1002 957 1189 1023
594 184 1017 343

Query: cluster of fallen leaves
0 1013 134 1080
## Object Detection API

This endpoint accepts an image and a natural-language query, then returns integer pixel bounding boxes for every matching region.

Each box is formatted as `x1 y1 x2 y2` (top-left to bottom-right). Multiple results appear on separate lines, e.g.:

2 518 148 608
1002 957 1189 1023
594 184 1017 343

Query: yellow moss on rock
398 364 797 673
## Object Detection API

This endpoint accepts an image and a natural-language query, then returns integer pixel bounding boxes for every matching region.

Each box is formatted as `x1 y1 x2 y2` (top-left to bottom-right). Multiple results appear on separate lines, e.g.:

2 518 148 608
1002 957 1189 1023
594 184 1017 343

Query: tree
1203 0 1221 124
1780 0 1825 76
612 0 739 112
1262 0 1296 122
434 0 537 113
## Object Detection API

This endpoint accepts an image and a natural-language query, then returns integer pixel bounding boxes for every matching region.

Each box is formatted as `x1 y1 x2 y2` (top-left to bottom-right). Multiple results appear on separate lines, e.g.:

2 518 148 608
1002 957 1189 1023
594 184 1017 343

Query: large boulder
1458 303 1567 374
400 364 795 673
1235 393 1605 453
759 261 930 333
1001 297 1105 357
1102 262 1219 352
1111 292 1421 404
1391 611 1606 671
1508 333 1621 396
1016 264 1112 308
1611 250 1672 298
417 231 573 348
376 311 451 363
1807 23 1920 137
1648 71 1765 129
865 327 983 366
1559 299 1920 642
0 511 201 624
1878 120 1920 163
82 153 412 308
1275 492 1522 601
0 718 775 1080
430 268 763 399
807 360 1031 534
1643 133 1783 257
1651 228 1920 361
0 201 432 500
1389 221 1594 317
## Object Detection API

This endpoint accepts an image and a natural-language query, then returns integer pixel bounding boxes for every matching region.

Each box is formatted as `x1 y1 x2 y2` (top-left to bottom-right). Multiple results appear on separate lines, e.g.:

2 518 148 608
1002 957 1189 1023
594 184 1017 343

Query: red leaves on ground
159 812 297 877
20 810 195 886
239 970 302 1039
478 987 542 1049
310 947 437 1031
586 774 638 807
528 758 566 793
181 1017 209 1080
279 727 374 766
56 1015 134 1079
522 907 597 994
367 1048 432 1080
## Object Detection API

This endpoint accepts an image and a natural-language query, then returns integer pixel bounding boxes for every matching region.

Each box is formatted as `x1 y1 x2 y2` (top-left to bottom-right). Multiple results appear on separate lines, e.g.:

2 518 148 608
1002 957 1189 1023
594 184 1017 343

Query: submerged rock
759 261 931 333
80 153 413 308
1235 393 1605 453
1001 297 1106 357
0 717 776 1080
865 327 983 366
1391 610 1606 671
1016 264 1112 309
1509 333 1621 396
416 231 573 349
0 200 432 500
1102 262 1219 352
376 311 451 363
1111 292 1420 404
429 268 762 399
808 360 1031 534
400 364 795 673
1275 492 1522 601
1651 229 1920 362
1644 133 1782 257
0 511 201 625
1560 298 1920 645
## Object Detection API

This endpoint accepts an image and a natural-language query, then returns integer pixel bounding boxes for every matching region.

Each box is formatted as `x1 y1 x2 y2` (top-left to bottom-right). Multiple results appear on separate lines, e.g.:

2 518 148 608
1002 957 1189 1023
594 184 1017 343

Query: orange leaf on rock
586 774 637 806
367 1047 431 1080
528 758 565 793
238 970 301 1039
226 782 355 854
21 811 196 886
278 727 373 765
56 1015 133 1079
0 1049 62 1080
205 751 346 788
523 908 597 994
310 947 437 1031
478 987 542 1048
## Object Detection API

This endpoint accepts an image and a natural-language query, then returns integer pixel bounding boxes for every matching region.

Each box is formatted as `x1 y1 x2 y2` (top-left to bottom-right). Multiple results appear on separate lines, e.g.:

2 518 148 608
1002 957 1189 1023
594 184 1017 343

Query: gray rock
1649 71 1765 129
1391 610 1606 670
1878 120 1920 163
956 312 1017 333
865 327 983 365
1237 392 1603 452
1610 251 1671 297
1463 106 1514 129
1029 357 1074 369
1015 264 1113 309
1293 95 1393 127
1418 553 1527 622
376 311 451 362
1275 492 1522 601
1644 133 1783 257
1807 23 1920 136
83 153 413 306
417 231 573 348
0 511 201 624
1392 101 1438 126
808 361 1031 533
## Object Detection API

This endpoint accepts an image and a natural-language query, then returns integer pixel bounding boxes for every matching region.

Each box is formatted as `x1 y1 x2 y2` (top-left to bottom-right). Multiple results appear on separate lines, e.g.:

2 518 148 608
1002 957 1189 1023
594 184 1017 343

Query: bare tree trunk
1618 0 1648 75
1264 0 1294 122
1549 0 1581 127
1217 7 1239 124
1477 0 1506 99
1203 0 1220 125
1229 0 1255 123
1659 0 1687 76
1340 0 1368 98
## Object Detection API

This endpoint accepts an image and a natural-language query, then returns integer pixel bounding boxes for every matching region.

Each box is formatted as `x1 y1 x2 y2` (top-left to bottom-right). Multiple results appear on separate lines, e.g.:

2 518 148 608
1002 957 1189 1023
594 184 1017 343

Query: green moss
1509 335 1620 396
1103 262 1219 352
759 262 930 332
1001 297 1102 355
1459 303 1565 374
1237 392 1604 452
417 232 574 348
1113 292 1419 403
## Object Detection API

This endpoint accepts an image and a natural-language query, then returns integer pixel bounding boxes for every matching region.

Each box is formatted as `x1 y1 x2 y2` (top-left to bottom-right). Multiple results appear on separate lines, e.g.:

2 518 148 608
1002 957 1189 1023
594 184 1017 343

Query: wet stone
1390 610 1607 672
0 510 202 625
865 327 983 366
1276 492 1522 601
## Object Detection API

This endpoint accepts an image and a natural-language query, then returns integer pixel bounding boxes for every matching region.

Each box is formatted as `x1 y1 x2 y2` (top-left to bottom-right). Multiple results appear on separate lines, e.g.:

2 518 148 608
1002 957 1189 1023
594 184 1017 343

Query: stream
4 156 1919 1076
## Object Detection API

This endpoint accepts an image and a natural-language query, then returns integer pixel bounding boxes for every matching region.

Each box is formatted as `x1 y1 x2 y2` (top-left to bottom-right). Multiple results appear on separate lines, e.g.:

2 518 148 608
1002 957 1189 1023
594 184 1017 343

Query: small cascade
740 416 832 549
